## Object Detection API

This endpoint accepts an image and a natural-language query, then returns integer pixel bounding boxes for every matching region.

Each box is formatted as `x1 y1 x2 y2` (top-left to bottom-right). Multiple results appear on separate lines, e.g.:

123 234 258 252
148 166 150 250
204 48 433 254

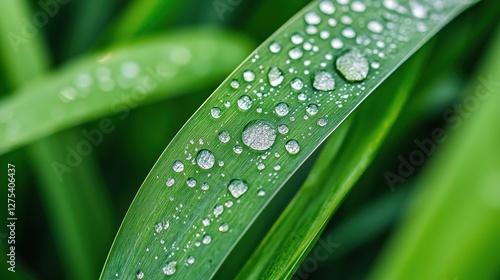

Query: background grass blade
101 1 477 279
236 44 429 280
0 28 253 154
368 22 500 280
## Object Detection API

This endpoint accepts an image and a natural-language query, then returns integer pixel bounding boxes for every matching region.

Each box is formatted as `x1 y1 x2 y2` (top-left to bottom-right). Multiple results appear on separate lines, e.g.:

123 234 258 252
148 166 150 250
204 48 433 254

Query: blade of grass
0 28 254 154
368 22 500 280
100 1 478 279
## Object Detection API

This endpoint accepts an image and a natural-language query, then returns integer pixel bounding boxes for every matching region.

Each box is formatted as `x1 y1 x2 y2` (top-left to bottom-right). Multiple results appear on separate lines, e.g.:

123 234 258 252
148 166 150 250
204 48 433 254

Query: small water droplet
166 177 175 187
278 124 289 134
219 223 229 232
233 145 243 154
285 140 301 155
230 79 240 89
291 33 304 45
336 48 369 82
228 179 249 198
211 107 222 118
317 118 328 127
304 11 321 25
172 160 184 172
202 234 212 245
201 182 209 190
291 78 304 90
242 120 277 151
367 20 384 33
275 102 290 117
331 37 344 49
274 164 281 171
237 95 253 110
319 0 335 14
136 269 144 279
351 1 366 12
257 162 266 171
298 93 307 101
163 261 177 275
410 0 427 19
243 70 255 82
213 204 224 217
196 149 215 169
268 66 284 87
257 189 266 196
306 104 319 115
313 71 336 91
202 218 210 226
186 177 197 188
218 131 231 143
269 41 282 53
342 27 356 38
186 256 195 265
289 47 303 60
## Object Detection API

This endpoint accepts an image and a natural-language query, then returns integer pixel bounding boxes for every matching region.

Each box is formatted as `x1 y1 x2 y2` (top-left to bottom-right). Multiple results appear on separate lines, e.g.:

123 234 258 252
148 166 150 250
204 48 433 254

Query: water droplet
317 118 328 127
285 140 301 155
202 218 210 226
367 20 384 33
298 93 307 101
172 160 184 172
121 61 140 78
410 0 427 19
331 38 344 49
242 120 277 151
218 131 231 143
275 102 290 117
320 30 331 40
202 234 212 244
351 1 366 12
257 189 266 196
268 66 284 87
225 200 234 207
288 47 303 60
75 73 92 88
228 179 249 198
219 223 229 232
306 104 319 115
237 95 253 110
274 164 281 171
186 177 197 187
186 256 195 265
163 261 177 275
211 107 222 118
196 149 215 169
304 11 321 25
233 145 243 154
291 78 304 90
257 162 266 171
230 79 240 89
166 177 175 187
319 0 335 14
291 33 304 45
201 182 209 191
136 269 144 279
336 48 369 82
305 25 318 35
313 71 336 91
155 222 164 233
269 41 281 53
278 124 289 134
243 70 255 82
342 27 356 38
213 204 224 217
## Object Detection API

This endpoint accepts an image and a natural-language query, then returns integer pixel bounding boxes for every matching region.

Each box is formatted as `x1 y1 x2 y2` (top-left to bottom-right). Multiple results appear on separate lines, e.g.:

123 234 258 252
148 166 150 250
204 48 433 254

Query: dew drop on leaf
274 102 290 117
291 78 304 90
268 66 284 87
367 20 384 33
278 124 289 134
230 79 240 89
228 179 249 198
218 130 231 143
319 0 335 14
210 107 222 118
306 104 319 115
243 70 255 82
136 269 144 279
285 140 301 155
336 48 370 82
269 41 282 53
242 120 277 151
202 234 212 245
172 160 184 172
317 118 328 127
162 261 177 275
213 204 224 217
219 223 229 232
196 149 215 170
289 47 303 60
186 256 195 265
304 11 321 25
291 33 304 45
186 177 197 187
312 71 336 91
237 95 253 110
166 177 175 187
331 37 344 49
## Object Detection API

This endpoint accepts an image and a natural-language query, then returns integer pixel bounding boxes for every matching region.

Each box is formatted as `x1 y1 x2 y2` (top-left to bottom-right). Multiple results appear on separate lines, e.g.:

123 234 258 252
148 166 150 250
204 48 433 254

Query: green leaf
0 28 254 154
101 1 477 278
368 22 500 280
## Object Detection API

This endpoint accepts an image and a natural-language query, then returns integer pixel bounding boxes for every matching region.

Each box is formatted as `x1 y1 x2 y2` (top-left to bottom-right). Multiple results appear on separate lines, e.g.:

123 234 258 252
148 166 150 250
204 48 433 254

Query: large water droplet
268 66 284 87
285 140 301 155
367 20 384 33
243 70 255 82
196 149 215 169
228 179 249 198
336 48 369 82
331 37 344 49
237 95 253 110
274 102 290 117
242 120 277 151
319 0 335 14
313 71 336 91
291 33 304 45
269 41 281 53
304 11 321 25
162 261 177 275
289 47 303 60
172 160 184 172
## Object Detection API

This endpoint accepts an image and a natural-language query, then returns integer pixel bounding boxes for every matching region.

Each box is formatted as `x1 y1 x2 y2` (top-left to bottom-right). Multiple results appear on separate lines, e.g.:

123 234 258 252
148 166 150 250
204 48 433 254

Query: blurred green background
1 0 499 279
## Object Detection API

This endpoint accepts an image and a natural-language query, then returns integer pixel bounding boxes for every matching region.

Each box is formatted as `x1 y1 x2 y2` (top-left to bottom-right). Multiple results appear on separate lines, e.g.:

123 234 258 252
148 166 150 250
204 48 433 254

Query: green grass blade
101 1 477 278
368 23 500 280
237 44 429 280
0 28 253 154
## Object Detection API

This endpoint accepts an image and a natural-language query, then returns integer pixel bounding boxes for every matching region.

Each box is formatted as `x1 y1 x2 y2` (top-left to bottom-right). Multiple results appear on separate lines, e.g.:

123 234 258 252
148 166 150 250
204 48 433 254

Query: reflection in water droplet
291 78 304 90
313 71 336 91
336 48 369 82
136 269 144 279
162 261 177 275
319 0 335 14
367 20 384 33
289 47 303 60
238 95 253 110
228 179 249 198
285 140 301 155
351 1 366 12
331 37 344 49
219 223 229 232
275 102 290 117
257 189 266 197
186 177 197 188
243 70 255 82
202 218 210 226
202 234 212 244
306 104 319 115
233 145 243 154
269 41 282 53
242 120 277 151
201 182 209 191
213 204 224 217
186 256 195 265
172 160 184 172
278 124 289 134
268 66 284 87
317 118 328 127
218 131 231 143
166 177 175 187
342 27 356 38
230 79 240 89
304 11 321 25
196 149 215 169
291 33 304 45
211 107 222 118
